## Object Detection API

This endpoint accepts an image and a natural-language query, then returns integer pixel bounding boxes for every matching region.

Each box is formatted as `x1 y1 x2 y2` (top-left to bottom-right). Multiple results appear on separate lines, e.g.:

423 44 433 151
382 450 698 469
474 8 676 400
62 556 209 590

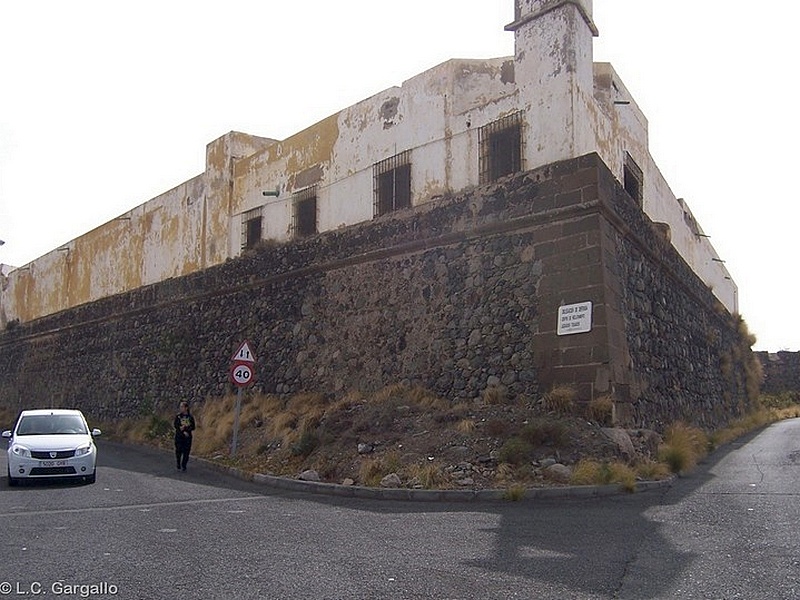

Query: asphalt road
1 420 800 599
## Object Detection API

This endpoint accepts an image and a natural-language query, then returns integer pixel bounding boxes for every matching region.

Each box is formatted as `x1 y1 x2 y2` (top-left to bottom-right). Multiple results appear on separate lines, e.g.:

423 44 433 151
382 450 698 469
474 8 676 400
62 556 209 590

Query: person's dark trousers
175 437 192 471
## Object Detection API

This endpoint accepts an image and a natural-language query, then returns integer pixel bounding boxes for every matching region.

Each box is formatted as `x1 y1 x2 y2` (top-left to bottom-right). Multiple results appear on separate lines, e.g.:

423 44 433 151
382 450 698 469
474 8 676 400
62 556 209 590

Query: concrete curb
190 451 675 503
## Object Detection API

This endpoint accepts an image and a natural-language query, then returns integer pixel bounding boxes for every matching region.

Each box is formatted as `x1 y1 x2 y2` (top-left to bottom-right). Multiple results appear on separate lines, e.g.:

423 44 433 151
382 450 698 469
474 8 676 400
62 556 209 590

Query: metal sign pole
229 340 256 458
231 386 242 457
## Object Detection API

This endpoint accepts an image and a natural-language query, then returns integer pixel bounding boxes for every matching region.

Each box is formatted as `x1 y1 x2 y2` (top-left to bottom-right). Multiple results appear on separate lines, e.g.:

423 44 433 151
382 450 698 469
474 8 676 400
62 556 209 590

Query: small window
292 186 318 238
623 152 643 206
479 111 523 184
374 150 411 217
241 206 263 250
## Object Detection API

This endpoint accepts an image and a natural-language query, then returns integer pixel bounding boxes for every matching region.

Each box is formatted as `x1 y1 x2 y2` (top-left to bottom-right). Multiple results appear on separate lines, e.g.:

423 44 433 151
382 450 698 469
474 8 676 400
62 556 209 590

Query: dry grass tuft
503 484 527 502
774 406 800 420
358 451 403 487
520 418 570 448
570 459 637 491
658 422 708 474
542 384 576 415
587 395 614 425
358 457 387 487
407 463 447 489
570 459 603 485
482 385 508 406
455 419 476 434
497 437 533 465
494 463 516 483
635 461 672 482
485 419 508 437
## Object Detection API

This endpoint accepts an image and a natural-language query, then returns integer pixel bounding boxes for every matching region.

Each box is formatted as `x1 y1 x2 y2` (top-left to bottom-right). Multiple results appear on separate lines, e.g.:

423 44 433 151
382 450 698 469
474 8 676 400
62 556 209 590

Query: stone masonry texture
0 154 756 431
756 351 800 395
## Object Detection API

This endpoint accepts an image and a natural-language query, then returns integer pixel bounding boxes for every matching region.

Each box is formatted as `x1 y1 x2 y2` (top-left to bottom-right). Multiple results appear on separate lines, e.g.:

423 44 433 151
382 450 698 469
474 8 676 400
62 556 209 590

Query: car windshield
16 415 88 435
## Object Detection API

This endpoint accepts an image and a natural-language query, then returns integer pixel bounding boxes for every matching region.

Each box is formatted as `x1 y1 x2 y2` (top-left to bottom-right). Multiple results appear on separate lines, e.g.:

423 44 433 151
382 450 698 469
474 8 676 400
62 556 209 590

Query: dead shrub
408 463 447 489
658 422 708 474
358 457 386 487
519 418 570 447
636 461 672 481
455 419 476 434
542 384 575 415
358 451 402 486
485 419 508 437
497 437 533 465
570 459 637 491
483 385 508 406
503 484 526 502
587 395 613 425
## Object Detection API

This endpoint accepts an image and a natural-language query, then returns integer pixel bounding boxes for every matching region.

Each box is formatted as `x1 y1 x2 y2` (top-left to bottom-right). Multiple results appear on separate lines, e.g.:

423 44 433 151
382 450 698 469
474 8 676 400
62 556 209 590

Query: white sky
0 1 797 351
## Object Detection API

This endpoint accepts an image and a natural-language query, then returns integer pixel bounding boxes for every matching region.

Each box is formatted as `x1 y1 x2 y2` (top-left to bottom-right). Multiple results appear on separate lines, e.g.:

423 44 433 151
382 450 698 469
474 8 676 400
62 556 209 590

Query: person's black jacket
174 413 196 442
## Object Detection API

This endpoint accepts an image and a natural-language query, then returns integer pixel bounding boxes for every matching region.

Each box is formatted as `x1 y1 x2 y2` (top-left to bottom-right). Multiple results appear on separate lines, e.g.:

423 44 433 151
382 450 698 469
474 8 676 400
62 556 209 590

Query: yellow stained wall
0 45 737 325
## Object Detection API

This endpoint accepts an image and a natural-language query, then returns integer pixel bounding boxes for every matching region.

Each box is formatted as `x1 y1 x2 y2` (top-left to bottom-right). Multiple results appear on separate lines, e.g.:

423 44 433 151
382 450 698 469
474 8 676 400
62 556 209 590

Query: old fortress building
0 0 734 326
0 1 752 429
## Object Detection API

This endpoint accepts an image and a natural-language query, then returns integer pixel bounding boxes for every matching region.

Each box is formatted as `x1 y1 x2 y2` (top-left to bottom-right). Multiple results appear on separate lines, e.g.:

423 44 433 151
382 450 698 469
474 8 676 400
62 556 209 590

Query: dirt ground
123 386 664 491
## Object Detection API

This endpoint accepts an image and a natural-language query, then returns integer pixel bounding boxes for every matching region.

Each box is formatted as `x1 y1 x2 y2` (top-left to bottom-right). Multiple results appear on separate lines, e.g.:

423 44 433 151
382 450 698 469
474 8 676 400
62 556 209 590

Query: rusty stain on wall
0 0 737 326
294 164 325 190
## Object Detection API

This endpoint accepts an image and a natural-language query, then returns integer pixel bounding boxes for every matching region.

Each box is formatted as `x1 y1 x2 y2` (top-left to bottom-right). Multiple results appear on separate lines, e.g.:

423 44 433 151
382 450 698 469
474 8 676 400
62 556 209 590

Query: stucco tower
506 0 599 169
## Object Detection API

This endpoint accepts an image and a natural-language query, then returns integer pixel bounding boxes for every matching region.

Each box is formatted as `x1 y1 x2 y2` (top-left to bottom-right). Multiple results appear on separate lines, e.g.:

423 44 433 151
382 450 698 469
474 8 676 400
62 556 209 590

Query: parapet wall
756 351 800 395
0 154 755 430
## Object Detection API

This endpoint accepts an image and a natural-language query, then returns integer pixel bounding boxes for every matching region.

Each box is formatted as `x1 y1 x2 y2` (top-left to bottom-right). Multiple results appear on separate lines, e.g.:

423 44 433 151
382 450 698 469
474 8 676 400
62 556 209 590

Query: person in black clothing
174 401 196 471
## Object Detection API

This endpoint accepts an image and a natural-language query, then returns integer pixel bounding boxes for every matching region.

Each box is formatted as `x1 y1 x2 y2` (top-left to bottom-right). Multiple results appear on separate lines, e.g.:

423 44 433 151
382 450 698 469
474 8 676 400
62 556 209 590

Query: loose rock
380 473 402 488
298 469 320 482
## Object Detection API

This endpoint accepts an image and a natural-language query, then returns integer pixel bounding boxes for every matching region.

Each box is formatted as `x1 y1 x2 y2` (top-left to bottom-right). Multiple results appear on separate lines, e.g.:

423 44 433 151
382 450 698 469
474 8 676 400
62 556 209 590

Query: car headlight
11 445 30 458
74 444 93 457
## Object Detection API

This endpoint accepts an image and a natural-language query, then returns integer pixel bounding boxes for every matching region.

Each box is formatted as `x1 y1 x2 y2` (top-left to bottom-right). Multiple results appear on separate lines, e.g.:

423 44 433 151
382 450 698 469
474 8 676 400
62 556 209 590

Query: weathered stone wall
0 154 755 431
602 172 752 429
756 351 800 395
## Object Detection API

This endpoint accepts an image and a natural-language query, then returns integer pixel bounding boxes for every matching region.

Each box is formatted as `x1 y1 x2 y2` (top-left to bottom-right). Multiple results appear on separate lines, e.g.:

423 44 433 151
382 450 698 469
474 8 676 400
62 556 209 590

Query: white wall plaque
557 301 593 336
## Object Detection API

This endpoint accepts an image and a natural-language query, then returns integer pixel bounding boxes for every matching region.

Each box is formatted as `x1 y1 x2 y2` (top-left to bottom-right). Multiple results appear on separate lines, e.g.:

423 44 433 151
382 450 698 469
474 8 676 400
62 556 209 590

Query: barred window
479 111 523 184
292 186 318 238
624 152 643 207
241 206 263 251
374 150 411 217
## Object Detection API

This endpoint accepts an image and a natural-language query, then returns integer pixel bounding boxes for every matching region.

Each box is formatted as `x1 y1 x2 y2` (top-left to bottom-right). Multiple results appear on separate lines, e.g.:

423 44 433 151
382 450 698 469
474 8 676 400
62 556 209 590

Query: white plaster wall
231 58 518 246
0 0 738 323
513 1 597 169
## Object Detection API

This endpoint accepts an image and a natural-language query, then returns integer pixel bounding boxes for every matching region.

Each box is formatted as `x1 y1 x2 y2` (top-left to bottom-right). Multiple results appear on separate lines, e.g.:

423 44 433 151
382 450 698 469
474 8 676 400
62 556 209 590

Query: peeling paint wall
587 63 737 311
0 0 736 327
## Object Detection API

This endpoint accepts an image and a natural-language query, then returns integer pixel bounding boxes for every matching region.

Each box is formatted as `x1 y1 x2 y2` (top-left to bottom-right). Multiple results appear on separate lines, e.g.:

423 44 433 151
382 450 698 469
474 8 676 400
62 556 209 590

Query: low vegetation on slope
91 386 800 494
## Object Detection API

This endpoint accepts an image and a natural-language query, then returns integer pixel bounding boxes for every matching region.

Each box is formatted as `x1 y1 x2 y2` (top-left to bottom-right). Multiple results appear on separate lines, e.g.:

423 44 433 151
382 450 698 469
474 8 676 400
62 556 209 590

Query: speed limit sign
230 362 253 387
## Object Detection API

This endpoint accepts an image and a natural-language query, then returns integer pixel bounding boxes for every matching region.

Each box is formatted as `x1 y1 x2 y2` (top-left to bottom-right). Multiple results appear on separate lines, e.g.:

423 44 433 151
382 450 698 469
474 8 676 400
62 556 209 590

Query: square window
480 111 523 184
293 187 318 238
374 151 412 217
241 207 263 250
623 152 644 206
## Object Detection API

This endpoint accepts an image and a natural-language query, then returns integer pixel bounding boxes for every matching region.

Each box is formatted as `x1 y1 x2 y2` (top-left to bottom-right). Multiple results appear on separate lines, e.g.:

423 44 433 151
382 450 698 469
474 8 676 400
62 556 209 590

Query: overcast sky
1 1 797 351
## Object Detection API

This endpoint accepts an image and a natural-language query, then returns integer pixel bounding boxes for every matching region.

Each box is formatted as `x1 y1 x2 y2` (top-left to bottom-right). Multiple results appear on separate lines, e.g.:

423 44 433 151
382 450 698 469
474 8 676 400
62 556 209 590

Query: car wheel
86 471 96 484
7 468 18 487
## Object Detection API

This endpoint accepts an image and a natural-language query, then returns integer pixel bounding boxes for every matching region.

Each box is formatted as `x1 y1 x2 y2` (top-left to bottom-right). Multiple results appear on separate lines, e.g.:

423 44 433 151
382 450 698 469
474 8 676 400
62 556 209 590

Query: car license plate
41 460 67 467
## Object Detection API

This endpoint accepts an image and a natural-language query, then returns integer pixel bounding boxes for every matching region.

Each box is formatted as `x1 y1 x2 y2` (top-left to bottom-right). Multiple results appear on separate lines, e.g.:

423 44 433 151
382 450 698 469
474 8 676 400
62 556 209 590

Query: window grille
373 150 412 217
479 111 524 184
241 206 263 251
291 186 318 238
623 152 644 206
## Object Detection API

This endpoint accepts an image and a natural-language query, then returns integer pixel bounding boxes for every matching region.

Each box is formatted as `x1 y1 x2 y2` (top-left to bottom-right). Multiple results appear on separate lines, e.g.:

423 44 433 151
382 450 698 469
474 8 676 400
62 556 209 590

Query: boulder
602 427 636 459
298 469 320 482
380 473 402 488
544 463 572 483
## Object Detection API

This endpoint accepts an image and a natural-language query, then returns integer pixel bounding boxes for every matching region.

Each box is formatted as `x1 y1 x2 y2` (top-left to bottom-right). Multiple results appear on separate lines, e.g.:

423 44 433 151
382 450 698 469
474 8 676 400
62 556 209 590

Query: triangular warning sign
232 340 256 363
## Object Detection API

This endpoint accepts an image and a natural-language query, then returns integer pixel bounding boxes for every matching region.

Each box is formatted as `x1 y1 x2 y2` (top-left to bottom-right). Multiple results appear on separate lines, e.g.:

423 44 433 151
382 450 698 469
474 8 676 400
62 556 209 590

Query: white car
3 409 101 486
